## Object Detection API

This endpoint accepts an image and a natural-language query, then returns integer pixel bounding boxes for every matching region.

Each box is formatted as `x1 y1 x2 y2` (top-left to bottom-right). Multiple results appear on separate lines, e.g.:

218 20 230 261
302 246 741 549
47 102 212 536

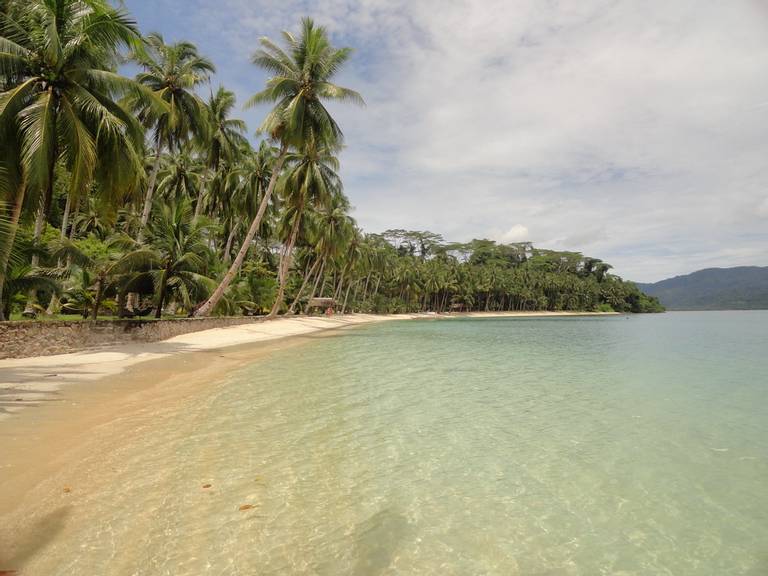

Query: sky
122 0 768 282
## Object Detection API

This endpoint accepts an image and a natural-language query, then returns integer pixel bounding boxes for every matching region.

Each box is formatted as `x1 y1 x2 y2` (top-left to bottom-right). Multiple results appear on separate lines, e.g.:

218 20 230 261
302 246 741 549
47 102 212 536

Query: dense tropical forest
0 0 663 322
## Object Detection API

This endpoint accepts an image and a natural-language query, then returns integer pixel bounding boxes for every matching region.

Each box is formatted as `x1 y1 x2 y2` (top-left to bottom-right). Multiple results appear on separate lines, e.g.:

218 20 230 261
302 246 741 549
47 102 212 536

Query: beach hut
307 297 336 315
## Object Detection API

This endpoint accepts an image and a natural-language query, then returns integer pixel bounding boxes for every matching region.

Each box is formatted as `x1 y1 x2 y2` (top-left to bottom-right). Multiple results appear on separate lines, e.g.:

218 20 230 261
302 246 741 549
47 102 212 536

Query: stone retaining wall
0 317 263 360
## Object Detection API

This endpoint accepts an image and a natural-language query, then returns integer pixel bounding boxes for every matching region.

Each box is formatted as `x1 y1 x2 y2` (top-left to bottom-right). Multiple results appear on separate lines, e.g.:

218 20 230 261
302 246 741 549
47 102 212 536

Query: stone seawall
0 317 263 360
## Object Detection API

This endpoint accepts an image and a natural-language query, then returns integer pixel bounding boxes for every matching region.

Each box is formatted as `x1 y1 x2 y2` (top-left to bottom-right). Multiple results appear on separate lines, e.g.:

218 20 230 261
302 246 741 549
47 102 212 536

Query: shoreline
0 310 620 420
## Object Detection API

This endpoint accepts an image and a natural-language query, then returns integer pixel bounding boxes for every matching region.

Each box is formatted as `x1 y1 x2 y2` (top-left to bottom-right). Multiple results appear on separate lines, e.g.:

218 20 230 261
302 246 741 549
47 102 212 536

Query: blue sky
123 0 768 282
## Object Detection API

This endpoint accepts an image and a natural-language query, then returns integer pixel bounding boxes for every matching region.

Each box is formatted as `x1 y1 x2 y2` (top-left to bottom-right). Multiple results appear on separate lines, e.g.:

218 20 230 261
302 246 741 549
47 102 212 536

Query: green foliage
0 8 662 323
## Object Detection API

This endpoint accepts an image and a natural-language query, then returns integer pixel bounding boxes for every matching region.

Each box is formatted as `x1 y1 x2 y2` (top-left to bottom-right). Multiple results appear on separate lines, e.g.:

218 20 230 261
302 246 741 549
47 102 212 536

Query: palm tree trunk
269 210 302 317
304 257 326 314
155 266 171 319
223 223 238 264
60 192 73 243
137 144 162 244
351 277 362 312
68 195 80 240
288 256 320 314
334 265 347 302
195 143 288 317
0 184 25 322
46 192 77 316
341 279 354 314
91 278 103 320
22 201 48 317
117 289 128 318
194 169 210 219
362 272 371 300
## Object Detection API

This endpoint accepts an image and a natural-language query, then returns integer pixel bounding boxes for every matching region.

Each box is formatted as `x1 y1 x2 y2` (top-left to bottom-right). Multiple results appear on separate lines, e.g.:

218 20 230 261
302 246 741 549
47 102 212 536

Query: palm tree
155 149 204 205
141 200 215 317
130 33 214 241
0 0 151 315
214 141 276 264
197 86 248 217
303 192 353 312
195 17 363 317
269 140 341 316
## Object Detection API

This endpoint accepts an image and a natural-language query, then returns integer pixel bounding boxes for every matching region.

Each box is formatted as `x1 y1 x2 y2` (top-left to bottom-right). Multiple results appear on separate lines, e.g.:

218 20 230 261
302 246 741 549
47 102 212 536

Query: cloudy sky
123 0 768 282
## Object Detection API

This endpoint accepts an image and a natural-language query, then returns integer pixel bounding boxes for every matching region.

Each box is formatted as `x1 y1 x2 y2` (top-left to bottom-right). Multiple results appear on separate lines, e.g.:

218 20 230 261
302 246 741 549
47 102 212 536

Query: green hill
637 267 768 310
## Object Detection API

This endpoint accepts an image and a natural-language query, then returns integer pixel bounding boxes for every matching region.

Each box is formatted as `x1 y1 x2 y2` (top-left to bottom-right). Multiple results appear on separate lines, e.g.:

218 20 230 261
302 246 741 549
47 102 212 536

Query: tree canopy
0 3 663 321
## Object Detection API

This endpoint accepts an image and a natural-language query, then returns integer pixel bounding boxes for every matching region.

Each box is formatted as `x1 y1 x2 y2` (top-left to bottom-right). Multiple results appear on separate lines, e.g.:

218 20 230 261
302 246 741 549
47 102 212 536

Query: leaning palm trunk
195 144 287 317
222 224 238 264
269 210 302 317
0 187 25 321
304 257 326 314
288 256 320 315
137 149 162 244
341 278 355 313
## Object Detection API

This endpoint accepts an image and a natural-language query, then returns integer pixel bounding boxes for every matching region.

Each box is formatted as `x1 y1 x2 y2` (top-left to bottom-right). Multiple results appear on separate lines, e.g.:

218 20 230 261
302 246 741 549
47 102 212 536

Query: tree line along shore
0 0 664 323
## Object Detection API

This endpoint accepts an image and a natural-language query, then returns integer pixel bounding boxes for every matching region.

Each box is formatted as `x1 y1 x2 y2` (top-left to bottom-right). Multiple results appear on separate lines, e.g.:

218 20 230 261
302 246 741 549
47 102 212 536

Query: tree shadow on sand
0 505 72 571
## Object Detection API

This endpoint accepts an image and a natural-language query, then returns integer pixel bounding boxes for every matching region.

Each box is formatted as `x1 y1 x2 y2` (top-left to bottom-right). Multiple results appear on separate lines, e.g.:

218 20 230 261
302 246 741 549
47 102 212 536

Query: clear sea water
15 312 768 575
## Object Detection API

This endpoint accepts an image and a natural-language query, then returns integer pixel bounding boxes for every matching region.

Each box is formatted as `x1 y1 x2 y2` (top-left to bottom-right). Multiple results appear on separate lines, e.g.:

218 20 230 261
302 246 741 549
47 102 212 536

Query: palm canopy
155 149 204 204
277 140 341 238
0 0 155 204
246 17 364 148
204 86 248 171
130 32 215 150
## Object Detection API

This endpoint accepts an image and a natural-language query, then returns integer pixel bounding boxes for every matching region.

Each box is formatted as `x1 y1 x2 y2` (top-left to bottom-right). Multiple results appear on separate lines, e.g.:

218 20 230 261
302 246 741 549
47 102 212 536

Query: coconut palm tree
0 0 152 315
197 86 248 217
217 141 276 264
155 149 204 205
141 200 215 317
303 192 353 312
195 17 363 317
130 33 214 241
269 140 341 316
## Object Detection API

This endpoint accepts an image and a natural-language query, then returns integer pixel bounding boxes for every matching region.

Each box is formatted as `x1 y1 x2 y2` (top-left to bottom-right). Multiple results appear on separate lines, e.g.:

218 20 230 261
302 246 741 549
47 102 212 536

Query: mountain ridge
637 266 768 310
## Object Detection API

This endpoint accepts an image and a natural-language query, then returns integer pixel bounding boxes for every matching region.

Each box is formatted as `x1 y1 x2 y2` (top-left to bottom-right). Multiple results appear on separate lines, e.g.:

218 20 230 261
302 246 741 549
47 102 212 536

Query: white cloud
497 225 530 243
128 0 768 281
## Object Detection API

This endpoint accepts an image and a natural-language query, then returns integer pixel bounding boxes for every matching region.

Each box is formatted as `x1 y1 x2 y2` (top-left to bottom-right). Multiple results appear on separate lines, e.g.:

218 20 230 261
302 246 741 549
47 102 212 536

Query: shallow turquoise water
23 312 768 574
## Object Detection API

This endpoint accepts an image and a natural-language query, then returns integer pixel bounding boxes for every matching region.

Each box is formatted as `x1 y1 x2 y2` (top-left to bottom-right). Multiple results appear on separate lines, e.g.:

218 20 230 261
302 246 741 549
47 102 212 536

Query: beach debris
63 487 72 493
202 484 212 489
0 570 18 575
239 504 256 511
